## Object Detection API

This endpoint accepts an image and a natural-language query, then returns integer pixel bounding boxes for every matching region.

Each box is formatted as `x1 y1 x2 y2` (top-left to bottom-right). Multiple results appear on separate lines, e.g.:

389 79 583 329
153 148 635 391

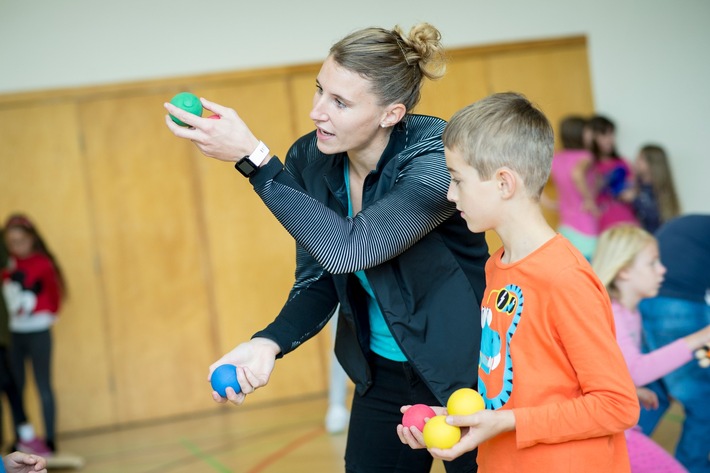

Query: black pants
0 346 28 446
345 354 477 473
10 330 55 444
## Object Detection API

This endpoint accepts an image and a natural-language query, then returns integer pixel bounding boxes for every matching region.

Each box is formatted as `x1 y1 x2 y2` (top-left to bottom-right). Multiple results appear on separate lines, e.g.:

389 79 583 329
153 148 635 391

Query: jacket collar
322 118 408 200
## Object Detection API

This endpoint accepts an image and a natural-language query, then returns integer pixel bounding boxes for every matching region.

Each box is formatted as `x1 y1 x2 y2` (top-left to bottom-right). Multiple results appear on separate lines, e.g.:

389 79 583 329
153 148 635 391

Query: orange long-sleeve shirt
477 235 639 473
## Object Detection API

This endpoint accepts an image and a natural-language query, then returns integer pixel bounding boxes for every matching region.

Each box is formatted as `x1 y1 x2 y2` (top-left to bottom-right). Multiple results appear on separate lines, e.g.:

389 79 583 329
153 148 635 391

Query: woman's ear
380 103 407 128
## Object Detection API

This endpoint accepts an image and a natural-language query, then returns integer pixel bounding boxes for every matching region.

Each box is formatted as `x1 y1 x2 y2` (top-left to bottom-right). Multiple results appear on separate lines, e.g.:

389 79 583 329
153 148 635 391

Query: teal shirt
344 162 407 361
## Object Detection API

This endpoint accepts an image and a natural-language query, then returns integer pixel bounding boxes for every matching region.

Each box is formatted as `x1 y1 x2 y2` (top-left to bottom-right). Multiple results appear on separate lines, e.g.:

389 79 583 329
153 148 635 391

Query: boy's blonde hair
442 92 554 198
591 224 656 298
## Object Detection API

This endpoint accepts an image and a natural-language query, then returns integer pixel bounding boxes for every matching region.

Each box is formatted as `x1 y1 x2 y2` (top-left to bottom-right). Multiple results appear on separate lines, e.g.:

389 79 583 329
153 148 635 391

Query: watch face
235 157 257 177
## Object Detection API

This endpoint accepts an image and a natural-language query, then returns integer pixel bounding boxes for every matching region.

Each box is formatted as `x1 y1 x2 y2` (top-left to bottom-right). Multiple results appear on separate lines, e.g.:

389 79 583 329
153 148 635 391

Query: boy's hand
396 404 448 449
428 410 516 462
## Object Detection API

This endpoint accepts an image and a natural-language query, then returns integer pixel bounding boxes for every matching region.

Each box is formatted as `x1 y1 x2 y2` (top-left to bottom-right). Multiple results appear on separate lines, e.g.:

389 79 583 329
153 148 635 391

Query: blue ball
210 364 241 397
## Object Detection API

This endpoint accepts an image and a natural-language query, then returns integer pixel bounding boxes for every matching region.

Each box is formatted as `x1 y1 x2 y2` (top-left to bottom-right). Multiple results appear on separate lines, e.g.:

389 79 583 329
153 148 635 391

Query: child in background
591 224 710 473
637 214 710 473
397 92 639 473
0 229 37 455
1 214 65 456
588 115 639 232
549 115 598 260
631 145 681 233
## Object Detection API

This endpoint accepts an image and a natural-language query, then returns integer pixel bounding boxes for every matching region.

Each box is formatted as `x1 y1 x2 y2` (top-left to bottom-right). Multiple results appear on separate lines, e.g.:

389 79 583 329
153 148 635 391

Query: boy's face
445 147 497 233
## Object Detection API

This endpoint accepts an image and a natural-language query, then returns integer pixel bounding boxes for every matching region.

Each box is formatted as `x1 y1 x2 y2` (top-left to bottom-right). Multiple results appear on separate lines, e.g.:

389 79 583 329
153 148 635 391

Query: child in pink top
588 116 639 232
592 224 710 473
550 116 598 260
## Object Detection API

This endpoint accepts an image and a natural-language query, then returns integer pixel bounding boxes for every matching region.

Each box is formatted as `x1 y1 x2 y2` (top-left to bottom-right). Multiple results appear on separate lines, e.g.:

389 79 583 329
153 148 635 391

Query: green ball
169 92 203 127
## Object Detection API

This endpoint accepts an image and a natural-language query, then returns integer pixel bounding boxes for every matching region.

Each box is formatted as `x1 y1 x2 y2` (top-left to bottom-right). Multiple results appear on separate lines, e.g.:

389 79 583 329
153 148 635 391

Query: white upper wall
2 0 708 212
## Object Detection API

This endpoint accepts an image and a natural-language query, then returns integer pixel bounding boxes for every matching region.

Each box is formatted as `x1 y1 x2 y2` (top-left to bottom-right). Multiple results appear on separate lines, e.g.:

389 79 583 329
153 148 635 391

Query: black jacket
251 114 488 404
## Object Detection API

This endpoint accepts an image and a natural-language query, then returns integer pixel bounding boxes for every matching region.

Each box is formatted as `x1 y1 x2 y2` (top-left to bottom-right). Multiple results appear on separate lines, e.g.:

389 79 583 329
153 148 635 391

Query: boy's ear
496 168 516 199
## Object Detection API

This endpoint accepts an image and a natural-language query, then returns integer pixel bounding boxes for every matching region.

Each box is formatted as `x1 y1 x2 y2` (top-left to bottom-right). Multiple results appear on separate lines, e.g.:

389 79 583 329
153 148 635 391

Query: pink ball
402 404 437 431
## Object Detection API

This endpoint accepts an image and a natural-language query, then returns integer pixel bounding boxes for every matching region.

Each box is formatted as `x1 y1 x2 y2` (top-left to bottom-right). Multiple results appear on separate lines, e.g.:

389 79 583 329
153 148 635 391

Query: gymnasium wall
2 0 709 213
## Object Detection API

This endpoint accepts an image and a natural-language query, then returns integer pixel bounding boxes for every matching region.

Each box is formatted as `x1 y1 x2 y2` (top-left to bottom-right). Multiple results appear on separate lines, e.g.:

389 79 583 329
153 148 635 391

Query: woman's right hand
164 97 262 164
208 337 281 405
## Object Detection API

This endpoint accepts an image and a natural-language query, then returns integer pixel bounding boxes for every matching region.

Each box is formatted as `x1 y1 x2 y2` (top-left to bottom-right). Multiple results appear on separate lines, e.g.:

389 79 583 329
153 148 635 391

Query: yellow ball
422 415 461 449
447 388 485 416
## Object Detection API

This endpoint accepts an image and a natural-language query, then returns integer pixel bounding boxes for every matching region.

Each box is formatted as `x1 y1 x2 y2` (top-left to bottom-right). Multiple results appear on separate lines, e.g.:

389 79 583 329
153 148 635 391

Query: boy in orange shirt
398 93 639 472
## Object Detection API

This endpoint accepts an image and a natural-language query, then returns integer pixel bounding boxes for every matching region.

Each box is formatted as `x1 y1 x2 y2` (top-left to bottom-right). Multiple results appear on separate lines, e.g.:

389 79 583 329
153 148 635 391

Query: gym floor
54 391 684 472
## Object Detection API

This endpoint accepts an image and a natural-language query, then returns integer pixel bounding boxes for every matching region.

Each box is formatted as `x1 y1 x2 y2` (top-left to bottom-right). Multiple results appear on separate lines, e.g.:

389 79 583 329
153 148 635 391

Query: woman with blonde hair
165 23 487 472
592 224 710 472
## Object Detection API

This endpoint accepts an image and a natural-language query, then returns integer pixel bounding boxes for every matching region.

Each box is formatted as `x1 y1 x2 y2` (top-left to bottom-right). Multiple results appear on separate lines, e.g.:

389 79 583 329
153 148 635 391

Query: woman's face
309 56 390 159
4 227 34 259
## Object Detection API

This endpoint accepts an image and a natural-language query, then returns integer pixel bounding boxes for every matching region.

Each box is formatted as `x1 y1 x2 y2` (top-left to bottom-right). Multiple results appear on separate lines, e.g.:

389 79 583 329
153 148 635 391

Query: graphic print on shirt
478 284 523 409
2 271 40 317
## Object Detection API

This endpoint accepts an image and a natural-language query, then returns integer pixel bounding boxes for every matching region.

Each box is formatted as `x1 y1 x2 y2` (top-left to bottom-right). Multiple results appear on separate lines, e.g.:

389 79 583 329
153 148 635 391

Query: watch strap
247 141 270 168
234 141 270 177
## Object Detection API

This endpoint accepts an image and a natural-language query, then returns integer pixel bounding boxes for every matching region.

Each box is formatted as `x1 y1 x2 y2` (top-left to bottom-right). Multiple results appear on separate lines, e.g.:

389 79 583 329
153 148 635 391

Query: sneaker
325 404 350 434
17 437 53 457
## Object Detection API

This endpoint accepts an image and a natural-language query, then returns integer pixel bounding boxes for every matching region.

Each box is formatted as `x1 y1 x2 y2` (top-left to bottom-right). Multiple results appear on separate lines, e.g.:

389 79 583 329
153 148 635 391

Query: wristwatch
235 141 270 177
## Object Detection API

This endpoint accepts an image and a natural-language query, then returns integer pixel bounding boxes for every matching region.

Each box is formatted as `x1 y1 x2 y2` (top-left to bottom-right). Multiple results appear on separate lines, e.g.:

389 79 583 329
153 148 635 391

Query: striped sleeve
250 117 455 275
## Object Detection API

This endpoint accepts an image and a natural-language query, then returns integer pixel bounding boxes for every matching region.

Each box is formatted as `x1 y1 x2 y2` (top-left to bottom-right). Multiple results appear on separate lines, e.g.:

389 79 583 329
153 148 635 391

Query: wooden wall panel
486 42 595 144
189 77 329 403
79 93 216 423
486 41 595 230
0 103 116 433
417 56 489 121
288 69 323 137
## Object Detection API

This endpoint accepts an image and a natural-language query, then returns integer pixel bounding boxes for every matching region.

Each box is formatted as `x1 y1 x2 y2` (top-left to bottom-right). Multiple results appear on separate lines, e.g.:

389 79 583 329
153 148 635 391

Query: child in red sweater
2 214 66 455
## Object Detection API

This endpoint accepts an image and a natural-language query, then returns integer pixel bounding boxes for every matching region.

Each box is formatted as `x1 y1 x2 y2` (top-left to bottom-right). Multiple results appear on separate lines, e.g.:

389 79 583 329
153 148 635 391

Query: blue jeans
639 296 710 473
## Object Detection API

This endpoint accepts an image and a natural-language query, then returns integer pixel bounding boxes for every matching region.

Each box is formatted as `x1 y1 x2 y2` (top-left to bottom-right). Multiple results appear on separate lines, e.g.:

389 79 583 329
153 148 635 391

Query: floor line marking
180 438 234 473
246 426 326 473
